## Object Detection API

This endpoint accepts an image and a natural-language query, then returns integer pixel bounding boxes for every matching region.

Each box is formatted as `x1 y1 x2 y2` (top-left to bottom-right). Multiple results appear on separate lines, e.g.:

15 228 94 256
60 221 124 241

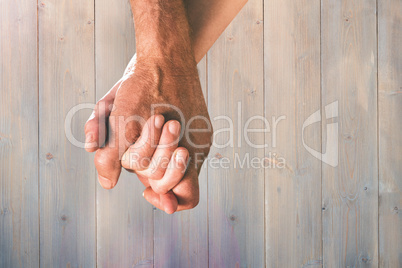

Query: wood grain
378 0 402 267
153 58 209 268
95 0 154 267
2 0 402 266
207 0 264 266
38 0 96 266
0 1 39 267
264 0 322 266
321 0 378 266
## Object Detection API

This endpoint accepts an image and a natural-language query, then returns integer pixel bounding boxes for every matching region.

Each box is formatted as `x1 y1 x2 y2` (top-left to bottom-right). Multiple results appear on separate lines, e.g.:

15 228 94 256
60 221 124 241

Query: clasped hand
84 54 212 214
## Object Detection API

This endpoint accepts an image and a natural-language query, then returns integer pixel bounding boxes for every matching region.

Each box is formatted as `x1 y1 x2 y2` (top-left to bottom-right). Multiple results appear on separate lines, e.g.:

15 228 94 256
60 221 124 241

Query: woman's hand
85 55 212 213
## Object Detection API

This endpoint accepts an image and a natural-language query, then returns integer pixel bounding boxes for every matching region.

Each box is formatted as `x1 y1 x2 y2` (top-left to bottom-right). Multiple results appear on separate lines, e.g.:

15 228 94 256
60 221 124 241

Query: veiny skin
86 0 213 213
85 0 248 213
95 58 212 212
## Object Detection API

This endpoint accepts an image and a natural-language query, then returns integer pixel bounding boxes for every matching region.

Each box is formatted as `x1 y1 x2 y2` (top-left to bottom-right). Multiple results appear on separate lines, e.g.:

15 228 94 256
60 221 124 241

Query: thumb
94 109 144 189
94 144 123 189
94 116 125 189
85 53 137 152
84 79 122 152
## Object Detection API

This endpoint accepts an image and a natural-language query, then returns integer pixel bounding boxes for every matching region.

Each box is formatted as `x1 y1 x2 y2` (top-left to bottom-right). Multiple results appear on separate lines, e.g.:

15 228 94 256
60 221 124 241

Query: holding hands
85 0 212 214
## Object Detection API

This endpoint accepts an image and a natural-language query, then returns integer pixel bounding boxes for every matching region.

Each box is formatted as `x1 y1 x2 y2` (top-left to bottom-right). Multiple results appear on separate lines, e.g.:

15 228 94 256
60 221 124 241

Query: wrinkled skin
85 0 215 214
91 56 213 212
84 0 249 213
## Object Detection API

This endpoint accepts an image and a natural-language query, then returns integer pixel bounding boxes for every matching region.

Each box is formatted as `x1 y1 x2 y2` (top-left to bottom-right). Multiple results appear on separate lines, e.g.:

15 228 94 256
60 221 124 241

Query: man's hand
85 0 213 214
84 0 248 213
85 54 212 214
93 56 212 212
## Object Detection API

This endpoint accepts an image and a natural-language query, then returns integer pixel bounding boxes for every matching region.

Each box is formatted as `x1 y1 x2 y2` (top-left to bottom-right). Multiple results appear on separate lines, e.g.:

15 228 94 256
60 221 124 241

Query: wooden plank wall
265 0 322 267
38 0 96 267
0 1 39 267
95 0 154 267
321 0 378 266
153 59 209 268
208 0 265 265
378 0 402 267
0 0 401 267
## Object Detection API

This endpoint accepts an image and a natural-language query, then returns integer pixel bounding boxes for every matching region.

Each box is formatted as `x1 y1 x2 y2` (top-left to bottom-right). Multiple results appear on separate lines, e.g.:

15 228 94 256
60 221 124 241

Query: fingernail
163 203 175 214
85 134 97 149
142 191 145 197
98 175 114 189
165 208 175 215
85 134 93 144
155 115 164 129
176 150 188 163
169 121 180 135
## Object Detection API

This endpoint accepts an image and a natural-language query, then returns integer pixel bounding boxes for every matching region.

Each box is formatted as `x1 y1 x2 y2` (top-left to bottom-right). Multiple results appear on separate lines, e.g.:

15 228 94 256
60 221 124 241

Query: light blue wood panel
207 0 265 266
153 57 209 268
0 0 39 267
264 0 322 266
39 0 96 266
379 0 402 266
321 0 378 266
95 0 154 267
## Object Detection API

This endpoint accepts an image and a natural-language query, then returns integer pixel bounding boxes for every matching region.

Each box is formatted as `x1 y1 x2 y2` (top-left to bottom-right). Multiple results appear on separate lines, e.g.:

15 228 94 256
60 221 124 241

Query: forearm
130 0 195 68
130 0 248 64
185 0 248 62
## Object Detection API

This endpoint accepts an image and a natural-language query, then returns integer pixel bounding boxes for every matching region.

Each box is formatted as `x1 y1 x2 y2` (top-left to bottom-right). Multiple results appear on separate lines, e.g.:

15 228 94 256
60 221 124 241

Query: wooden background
1 0 401 267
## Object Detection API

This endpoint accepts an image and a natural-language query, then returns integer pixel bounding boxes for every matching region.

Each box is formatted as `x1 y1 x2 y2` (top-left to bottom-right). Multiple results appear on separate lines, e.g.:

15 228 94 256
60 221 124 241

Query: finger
94 111 143 189
141 120 181 180
172 168 200 211
86 53 137 153
84 80 121 152
143 187 178 214
149 148 188 195
137 174 150 188
121 114 164 171
143 168 200 212
94 145 122 190
160 191 178 214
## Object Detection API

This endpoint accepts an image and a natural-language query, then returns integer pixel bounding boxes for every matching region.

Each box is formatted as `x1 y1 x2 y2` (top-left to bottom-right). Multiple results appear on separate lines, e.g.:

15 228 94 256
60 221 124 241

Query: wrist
131 0 194 61
136 56 199 80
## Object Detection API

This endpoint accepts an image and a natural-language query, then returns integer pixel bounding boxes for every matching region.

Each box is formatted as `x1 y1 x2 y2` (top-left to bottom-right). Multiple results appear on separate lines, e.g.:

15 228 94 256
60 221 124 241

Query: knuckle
152 184 167 195
174 178 200 210
147 169 164 181
185 196 200 209
94 149 119 170
125 126 141 144
146 135 161 148
121 149 138 169
146 158 169 179
126 152 151 171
